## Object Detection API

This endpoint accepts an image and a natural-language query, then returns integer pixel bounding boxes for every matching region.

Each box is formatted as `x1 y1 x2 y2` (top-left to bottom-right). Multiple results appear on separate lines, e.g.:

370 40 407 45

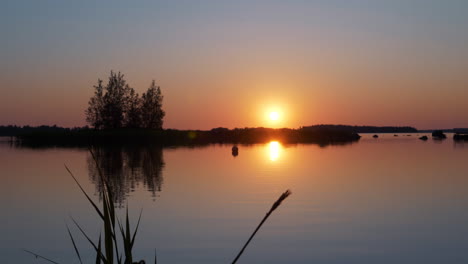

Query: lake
1 134 468 263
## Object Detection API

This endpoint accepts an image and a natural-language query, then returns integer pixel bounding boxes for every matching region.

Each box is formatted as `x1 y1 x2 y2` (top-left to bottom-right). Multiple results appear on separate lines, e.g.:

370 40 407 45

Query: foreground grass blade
66 224 83 264
102 193 114 264
231 189 292 264
131 209 143 247
125 208 133 263
22 249 60 264
65 165 104 220
71 217 108 263
117 217 131 263
88 148 117 264
115 206 144 264
95 234 102 264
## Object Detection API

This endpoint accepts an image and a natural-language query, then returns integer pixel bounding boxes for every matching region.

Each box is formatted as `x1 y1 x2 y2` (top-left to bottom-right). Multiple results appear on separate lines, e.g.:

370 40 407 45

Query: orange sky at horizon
2 61 467 130
4 60 465 130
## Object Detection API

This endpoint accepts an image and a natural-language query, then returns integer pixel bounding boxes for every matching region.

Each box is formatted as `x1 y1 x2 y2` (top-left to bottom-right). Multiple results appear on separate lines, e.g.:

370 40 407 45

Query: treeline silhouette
418 128 468 133
12 126 361 148
303 125 418 133
0 125 81 137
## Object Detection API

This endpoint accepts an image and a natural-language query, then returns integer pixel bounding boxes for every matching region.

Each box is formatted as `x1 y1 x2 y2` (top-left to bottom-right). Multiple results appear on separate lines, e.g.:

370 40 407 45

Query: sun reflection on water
268 141 282 161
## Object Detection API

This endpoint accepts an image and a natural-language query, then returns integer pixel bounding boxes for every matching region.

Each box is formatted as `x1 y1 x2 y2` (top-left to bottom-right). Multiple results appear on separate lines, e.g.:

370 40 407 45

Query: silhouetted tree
101 71 129 129
141 80 165 129
86 72 164 130
124 88 142 128
85 79 105 129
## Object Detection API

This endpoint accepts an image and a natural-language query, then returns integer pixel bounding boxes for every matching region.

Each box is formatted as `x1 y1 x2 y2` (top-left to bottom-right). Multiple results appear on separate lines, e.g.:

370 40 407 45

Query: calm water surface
1 134 468 263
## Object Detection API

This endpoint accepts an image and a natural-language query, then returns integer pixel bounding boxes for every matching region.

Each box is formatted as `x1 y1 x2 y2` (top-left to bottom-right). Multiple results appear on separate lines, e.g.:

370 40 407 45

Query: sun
269 111 280 121
262 105 286 127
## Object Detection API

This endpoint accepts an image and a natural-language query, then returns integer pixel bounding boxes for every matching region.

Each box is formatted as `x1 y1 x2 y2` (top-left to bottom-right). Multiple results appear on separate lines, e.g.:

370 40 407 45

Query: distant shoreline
4 124 468 148
0 124 420 136
1 125 365 148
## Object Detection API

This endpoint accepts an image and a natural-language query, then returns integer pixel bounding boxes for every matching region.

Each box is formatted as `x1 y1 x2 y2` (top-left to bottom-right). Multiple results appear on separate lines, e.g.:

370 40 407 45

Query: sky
1 0 468 130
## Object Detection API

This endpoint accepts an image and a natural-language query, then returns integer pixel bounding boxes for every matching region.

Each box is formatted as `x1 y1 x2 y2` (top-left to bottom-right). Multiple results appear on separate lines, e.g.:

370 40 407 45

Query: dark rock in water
454 134 468 141
432 130 447 139
419 136 428 140
232 145 239 157
372 135 378 138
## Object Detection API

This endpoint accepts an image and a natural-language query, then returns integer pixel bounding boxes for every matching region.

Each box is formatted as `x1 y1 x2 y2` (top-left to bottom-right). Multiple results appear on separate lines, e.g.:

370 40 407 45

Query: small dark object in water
232 145 239 157
454 134 468 141
419 136 428 140
432 130 447 139
372 135 378 138
394 134 398 137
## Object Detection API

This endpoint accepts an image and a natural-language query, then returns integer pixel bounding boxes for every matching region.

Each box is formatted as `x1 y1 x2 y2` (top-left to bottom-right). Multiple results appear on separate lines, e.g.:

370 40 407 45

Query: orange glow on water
268 141 282 161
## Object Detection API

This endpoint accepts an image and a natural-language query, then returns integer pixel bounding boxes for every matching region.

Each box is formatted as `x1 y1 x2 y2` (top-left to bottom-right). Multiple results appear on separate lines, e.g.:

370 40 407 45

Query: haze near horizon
1 0 468 130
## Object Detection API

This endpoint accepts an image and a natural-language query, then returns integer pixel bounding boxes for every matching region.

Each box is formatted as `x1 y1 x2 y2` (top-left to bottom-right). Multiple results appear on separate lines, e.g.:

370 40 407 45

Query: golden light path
268 141 282 161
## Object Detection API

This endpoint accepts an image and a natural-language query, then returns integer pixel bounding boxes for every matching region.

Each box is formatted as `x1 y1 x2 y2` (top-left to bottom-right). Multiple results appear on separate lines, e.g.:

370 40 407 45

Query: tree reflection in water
87 145 164 205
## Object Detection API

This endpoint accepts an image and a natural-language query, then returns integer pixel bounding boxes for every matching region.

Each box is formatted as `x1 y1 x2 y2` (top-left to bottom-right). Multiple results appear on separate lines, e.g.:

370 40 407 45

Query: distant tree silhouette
101 71 130 129
124 87 142 128
85 79 105 129
85 72 164 130
141 80 165 129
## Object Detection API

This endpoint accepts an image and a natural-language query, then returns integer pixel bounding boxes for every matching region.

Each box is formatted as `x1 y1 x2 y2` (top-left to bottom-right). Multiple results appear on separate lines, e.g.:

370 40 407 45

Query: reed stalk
22 249 60 264
231 189 292 264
